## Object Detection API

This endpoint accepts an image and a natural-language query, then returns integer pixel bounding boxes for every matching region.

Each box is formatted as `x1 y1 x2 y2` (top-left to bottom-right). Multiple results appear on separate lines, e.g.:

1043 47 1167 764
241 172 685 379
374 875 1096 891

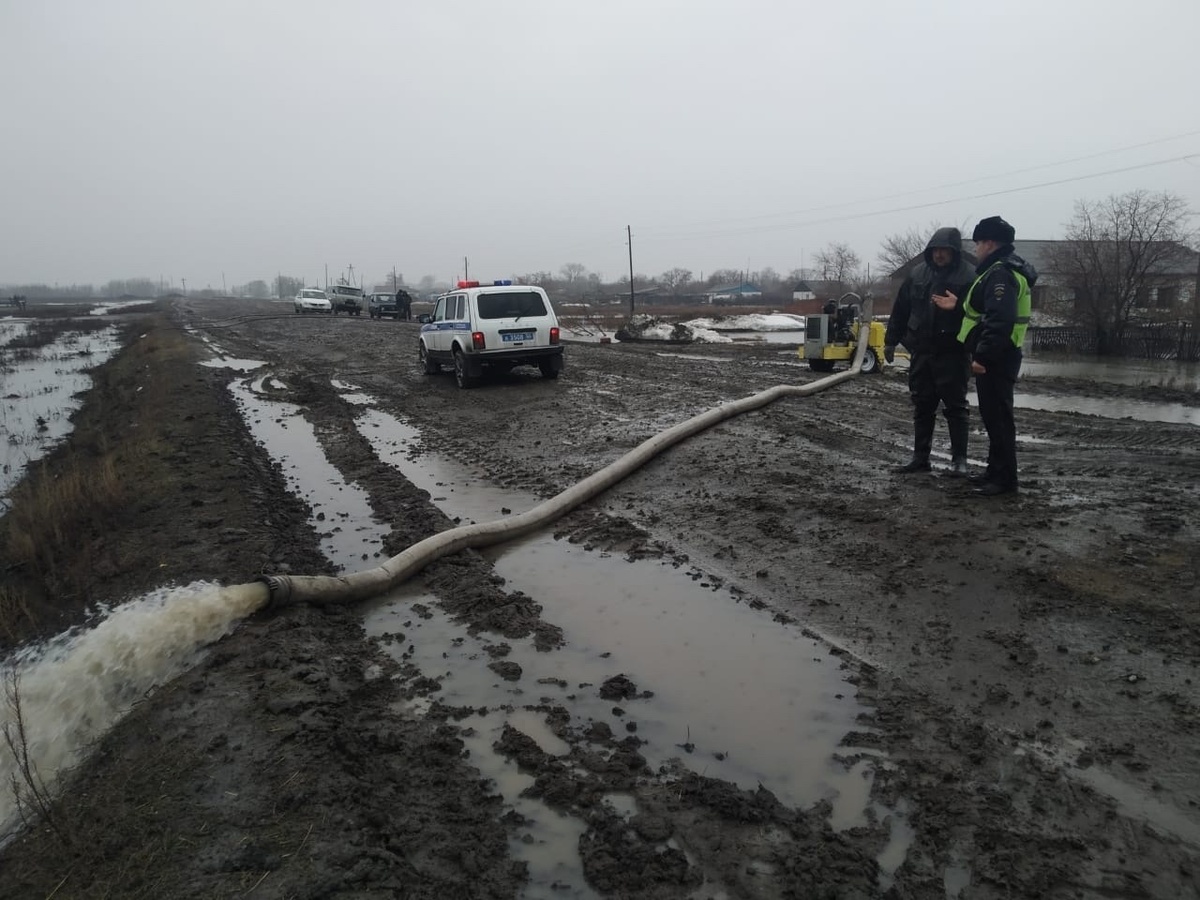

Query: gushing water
0 580 268 841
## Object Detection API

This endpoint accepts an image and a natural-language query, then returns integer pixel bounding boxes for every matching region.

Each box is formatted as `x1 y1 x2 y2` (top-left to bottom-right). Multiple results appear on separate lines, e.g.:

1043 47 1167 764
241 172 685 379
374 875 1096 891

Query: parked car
367 292 399 319
328 284 364 316
293 288 332 314
418 281 563 388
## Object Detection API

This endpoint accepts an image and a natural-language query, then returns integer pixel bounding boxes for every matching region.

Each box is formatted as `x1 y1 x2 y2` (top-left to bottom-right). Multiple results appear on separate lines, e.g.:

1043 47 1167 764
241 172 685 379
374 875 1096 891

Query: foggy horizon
3 0 1198 291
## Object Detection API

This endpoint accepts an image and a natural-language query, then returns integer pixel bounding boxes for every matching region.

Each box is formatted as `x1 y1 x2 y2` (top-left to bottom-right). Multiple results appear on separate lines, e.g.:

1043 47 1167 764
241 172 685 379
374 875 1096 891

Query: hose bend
265 321 870 608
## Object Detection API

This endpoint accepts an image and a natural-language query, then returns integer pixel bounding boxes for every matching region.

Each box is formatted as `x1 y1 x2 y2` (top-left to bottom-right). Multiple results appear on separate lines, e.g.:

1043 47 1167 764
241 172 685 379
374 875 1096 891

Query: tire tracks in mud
193 299 1200 898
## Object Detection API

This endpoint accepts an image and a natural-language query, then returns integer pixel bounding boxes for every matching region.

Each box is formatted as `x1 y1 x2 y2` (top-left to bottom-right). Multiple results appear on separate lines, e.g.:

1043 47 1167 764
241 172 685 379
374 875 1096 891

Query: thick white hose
262 323 869 607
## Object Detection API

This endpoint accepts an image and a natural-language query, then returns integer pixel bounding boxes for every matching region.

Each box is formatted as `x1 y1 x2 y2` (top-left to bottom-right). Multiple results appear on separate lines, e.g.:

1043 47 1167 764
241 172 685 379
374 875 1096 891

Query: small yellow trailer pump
798 293 887 374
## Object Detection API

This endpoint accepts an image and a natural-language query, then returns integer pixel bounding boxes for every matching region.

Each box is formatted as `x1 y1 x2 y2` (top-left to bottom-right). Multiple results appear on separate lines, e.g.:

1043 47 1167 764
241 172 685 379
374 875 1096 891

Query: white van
418 281 563 388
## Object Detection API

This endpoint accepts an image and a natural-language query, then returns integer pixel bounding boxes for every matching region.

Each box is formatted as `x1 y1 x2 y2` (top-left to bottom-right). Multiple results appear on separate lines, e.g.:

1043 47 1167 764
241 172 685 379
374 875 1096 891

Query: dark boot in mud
896 416 933 473
895 455 932 474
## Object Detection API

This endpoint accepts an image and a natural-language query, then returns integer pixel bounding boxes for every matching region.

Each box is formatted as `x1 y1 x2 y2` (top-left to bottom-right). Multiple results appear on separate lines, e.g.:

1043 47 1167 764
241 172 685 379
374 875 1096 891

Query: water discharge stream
0 582 267 842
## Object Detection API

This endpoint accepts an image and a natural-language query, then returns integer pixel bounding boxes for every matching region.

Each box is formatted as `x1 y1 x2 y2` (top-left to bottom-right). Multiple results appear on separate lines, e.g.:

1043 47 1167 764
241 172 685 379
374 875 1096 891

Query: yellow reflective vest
956 262 1031 349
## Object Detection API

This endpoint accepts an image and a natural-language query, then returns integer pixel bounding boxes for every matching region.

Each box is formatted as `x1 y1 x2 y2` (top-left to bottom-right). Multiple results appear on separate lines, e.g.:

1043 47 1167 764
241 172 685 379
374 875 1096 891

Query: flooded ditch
0 320 121 505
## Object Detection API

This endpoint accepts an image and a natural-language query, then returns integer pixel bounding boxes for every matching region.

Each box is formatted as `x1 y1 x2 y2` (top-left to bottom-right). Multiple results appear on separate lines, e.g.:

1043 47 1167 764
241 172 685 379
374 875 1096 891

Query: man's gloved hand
883 345 895 364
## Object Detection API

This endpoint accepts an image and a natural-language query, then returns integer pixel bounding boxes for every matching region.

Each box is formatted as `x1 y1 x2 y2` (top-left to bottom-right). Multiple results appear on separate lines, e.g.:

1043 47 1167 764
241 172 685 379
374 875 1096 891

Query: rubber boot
895 417 933 473
947 417 969 478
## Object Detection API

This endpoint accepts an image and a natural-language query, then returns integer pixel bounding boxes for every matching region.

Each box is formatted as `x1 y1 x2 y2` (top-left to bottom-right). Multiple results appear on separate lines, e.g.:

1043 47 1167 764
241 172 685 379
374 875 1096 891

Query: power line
637 153 1200 244
634 128 1200 234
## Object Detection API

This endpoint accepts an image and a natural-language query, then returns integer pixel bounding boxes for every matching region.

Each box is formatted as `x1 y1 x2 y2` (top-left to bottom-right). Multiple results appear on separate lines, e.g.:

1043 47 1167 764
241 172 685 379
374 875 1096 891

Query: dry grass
3 452 123 602
0 316 193 642
0 588 36 645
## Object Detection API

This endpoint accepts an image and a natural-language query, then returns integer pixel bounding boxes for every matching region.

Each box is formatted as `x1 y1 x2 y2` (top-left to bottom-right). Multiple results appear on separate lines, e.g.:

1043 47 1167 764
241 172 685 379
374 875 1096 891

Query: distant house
792 281 816 302
887 239 1199 322
704 282 762 305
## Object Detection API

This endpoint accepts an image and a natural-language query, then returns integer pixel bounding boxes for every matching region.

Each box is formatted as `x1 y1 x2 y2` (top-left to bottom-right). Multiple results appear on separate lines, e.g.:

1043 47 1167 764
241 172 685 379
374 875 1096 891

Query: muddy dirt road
2 296 1199 899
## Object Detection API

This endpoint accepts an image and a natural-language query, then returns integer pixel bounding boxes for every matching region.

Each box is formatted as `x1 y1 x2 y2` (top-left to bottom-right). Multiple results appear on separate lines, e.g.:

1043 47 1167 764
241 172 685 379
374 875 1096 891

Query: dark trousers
975 366 1019 487
908 350 970 459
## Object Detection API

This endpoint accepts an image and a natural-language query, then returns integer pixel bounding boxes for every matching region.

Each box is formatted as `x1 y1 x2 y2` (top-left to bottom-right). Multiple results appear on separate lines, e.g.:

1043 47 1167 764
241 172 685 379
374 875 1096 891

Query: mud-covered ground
2 296 1199 899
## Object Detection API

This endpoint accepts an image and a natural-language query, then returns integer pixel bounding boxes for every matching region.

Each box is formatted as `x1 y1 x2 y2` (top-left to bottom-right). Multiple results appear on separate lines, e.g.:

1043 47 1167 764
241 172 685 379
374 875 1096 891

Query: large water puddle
0 324 121 506
344 398 909 895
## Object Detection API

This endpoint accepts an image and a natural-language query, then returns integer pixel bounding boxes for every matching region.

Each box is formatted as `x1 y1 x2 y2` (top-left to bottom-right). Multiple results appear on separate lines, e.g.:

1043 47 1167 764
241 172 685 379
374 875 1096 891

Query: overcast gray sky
2 0 1198 291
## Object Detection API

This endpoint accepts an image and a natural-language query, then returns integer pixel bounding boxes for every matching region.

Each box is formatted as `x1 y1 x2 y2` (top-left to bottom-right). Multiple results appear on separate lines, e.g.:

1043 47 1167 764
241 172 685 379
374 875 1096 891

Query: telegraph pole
627 225 635 316
464 256 469 282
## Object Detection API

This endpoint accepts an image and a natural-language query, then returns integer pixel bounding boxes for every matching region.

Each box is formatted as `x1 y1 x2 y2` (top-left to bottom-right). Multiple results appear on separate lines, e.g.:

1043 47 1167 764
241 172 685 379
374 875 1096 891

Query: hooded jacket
885 227 976 355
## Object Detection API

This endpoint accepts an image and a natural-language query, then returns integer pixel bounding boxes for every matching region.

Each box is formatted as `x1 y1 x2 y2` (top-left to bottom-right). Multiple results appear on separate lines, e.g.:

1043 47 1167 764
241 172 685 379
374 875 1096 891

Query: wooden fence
1028 322 1200 361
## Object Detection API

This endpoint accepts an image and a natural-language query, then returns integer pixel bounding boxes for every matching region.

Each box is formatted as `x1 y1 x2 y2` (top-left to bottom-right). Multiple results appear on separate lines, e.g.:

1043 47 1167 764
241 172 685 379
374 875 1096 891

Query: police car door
428 296 448 355
447 293 467 350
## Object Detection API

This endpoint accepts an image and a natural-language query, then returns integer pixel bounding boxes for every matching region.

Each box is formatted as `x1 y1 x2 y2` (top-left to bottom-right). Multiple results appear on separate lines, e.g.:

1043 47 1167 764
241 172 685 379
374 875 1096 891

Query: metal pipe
259 320 870 608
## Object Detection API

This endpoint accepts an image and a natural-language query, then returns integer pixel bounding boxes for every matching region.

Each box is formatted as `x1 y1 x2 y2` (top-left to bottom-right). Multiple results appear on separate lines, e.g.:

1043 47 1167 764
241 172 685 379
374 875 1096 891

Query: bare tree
812 242 861 285
706 269 743 287
1048 190 1194 354
659 268 693 295
559 263 588 284
756 266 782 291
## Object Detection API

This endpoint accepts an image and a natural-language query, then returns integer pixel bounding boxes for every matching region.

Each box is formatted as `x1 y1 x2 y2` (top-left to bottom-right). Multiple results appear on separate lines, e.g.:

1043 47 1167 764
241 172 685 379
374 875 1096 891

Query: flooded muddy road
2 296 1199 899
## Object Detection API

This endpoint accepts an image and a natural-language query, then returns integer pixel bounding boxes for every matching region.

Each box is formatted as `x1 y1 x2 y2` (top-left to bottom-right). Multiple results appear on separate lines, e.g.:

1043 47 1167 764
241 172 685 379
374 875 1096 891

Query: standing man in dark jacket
884 227 977 476
936 216 1037 496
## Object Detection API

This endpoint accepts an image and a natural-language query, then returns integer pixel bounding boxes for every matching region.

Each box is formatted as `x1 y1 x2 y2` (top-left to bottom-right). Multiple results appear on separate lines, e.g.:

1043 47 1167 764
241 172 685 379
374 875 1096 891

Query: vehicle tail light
472 331 486 350
549 327 560 344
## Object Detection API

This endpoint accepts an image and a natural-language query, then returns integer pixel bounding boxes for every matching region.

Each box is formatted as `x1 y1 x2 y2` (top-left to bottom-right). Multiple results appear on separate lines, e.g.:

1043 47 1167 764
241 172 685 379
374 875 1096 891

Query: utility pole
464 256 469 282
324 263 328 291
181 278 187 294
392 266 397 291
222 272 227 295
627 225 635 316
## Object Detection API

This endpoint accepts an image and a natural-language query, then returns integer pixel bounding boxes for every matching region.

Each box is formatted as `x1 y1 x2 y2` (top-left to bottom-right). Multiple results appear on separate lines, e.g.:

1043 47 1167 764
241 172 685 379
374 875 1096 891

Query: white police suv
418 280 563 388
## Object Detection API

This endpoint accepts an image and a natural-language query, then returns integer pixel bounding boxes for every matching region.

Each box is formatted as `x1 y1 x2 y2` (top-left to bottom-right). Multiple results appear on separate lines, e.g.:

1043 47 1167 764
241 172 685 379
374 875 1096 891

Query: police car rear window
476 291 547 319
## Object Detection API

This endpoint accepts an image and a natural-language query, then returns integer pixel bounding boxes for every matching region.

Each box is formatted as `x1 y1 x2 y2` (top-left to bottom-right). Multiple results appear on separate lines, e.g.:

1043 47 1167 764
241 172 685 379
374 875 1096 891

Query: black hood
922 227 963 269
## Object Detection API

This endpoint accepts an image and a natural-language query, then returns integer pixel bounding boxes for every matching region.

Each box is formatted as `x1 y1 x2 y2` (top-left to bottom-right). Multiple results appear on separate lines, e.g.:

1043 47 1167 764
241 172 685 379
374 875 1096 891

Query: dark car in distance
368 292 399 319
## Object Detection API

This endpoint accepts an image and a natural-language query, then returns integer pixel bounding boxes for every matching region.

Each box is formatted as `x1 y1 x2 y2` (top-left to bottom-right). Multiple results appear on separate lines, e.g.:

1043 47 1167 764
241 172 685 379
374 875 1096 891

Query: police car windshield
476 291 546 320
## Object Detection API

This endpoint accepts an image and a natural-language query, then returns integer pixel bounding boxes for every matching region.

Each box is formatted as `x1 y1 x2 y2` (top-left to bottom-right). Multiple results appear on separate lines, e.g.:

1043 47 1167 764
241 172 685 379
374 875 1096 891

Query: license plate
502 331 535 342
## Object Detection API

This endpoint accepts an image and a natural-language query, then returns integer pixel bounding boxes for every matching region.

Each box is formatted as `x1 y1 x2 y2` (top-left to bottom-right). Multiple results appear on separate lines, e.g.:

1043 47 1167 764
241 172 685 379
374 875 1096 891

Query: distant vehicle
367 292 400 319
419 280 563 388
328 284 364 316
293 288 332 315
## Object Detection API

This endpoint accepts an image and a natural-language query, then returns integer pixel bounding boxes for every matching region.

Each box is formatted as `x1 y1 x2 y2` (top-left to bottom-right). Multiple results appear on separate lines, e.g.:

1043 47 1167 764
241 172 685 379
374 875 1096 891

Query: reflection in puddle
1023 354 1200 390
227 376 389 570
355 406 875 808
199 356 266 373
1014 391 1200 426
346 388 900 891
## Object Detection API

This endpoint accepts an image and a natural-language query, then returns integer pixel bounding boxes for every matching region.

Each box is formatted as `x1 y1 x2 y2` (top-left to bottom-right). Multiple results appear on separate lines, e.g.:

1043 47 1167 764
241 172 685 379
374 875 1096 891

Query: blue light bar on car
493 279 512 286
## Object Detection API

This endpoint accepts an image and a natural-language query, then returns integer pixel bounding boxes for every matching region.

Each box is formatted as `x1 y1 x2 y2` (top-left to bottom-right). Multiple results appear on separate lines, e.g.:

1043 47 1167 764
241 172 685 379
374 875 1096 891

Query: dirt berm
1 296 1198 899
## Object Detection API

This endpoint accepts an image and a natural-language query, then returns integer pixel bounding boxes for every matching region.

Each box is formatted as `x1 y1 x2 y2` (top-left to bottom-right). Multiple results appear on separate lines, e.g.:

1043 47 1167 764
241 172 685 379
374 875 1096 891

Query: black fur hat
971 216 1015 244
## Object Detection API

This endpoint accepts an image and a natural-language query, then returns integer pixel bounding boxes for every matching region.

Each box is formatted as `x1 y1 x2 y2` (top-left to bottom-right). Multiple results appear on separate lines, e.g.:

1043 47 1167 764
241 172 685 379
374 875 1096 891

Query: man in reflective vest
934 216 1037 496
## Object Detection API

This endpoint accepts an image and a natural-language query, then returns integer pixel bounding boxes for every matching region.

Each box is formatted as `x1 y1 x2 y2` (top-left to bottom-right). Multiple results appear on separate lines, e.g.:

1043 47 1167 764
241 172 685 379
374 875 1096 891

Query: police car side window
433 297 446 322
453 295 465 320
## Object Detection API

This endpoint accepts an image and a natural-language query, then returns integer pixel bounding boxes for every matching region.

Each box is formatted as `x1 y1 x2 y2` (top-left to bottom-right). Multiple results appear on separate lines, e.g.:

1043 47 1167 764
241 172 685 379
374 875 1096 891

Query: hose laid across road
257 321 869 608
